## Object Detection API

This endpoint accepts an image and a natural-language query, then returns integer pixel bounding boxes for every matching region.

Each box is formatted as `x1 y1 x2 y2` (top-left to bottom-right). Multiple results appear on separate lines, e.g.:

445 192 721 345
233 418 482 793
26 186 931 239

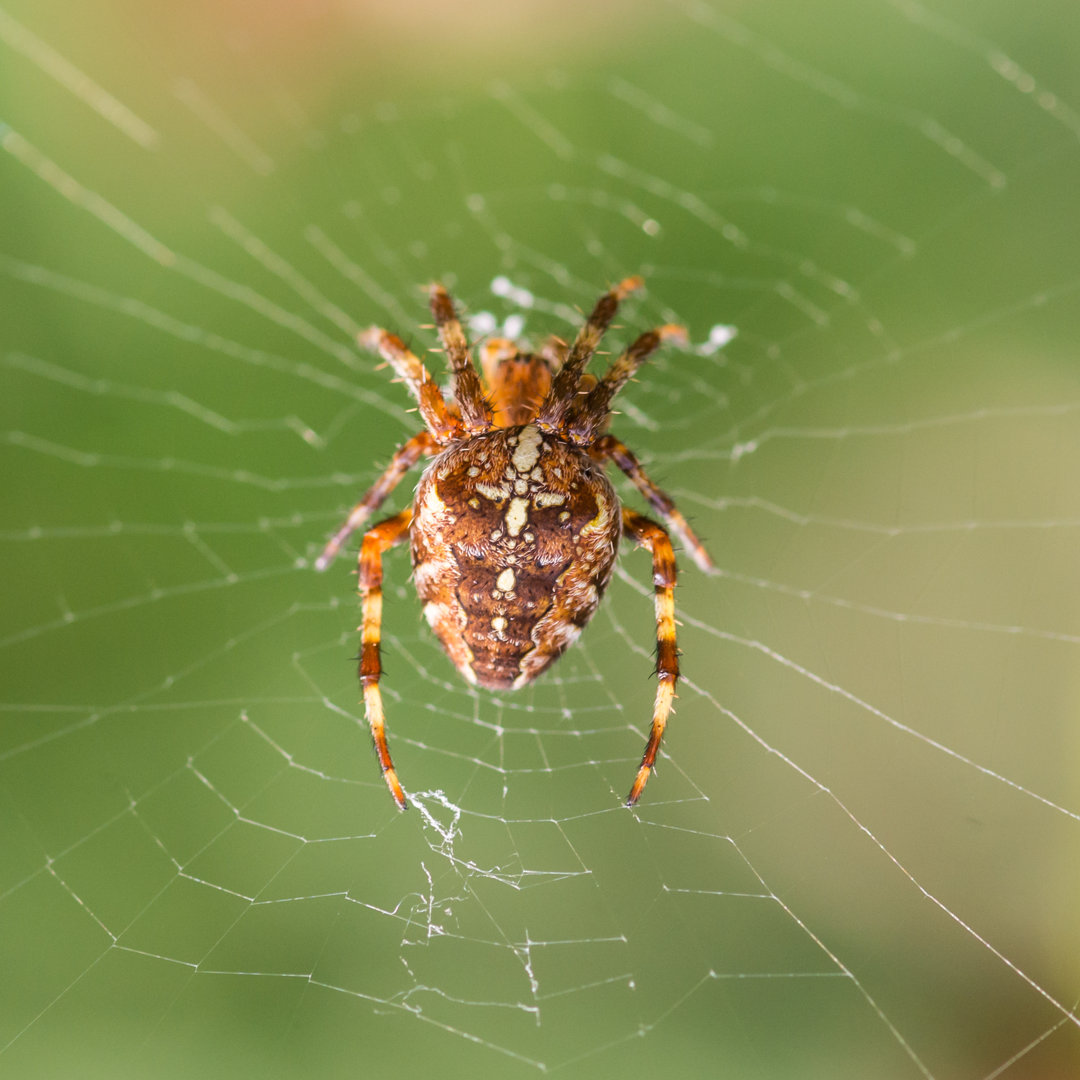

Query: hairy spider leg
622 509 681 807
535 275 644 434
593 435 715 574
428 284 493 433
315 430 438 571
358 327 460 443
567 324 688 445
358 508 414 810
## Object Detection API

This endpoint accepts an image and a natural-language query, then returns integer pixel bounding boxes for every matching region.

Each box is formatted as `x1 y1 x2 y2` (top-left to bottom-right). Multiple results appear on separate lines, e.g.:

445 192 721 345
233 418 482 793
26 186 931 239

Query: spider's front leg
622 508 681 806
428 283 493 433
566 324 688 446
536 275 644 434
358 508 413 810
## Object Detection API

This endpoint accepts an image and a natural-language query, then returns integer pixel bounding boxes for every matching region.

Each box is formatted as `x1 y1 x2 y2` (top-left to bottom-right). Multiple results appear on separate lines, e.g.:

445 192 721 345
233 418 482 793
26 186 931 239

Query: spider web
2 0 1080 1076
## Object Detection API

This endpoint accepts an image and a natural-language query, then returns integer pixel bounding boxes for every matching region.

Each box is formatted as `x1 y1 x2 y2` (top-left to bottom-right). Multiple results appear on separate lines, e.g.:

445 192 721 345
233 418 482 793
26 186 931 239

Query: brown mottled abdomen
410 424 620 690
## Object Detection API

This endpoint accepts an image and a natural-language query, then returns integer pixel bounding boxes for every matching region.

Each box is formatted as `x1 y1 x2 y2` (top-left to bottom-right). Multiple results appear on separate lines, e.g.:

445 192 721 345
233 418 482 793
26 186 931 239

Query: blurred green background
3 0 1080 1077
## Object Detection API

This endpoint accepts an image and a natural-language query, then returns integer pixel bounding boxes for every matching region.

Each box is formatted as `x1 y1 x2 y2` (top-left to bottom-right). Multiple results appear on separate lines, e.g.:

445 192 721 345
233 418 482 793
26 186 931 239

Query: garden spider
316 277 713 809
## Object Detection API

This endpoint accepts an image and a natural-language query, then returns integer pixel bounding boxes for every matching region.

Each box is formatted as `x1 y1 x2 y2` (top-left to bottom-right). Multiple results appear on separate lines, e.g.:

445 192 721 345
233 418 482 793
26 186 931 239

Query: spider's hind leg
621 508 681 806
357 508 413 810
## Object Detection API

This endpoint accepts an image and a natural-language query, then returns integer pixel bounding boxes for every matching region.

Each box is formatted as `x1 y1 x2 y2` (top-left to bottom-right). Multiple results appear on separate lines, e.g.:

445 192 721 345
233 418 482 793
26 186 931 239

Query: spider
316 276 714 810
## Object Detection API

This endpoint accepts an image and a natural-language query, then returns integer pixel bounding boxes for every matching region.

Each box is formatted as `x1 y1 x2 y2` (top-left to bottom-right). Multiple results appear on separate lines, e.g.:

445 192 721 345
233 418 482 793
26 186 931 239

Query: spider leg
358 508 414 810
315 430 438 571
621 509 680 806
359 327 460 443
536 275 644 434
567 324 688 445
594 435 715 574
429 284 493 433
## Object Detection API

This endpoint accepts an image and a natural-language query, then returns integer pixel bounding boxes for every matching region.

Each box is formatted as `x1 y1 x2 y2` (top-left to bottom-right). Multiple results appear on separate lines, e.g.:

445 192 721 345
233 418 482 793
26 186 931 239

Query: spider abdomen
410 424 620 690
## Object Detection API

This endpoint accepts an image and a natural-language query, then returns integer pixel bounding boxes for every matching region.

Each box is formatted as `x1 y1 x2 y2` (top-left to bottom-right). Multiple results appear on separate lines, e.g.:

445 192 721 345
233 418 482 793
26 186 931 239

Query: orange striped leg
536 275 644 434
429 284 493 433
622 509 680 806
566 324 687 445
315 431 437 571
358 327 460 443
358 508 413 810
595 435 715 574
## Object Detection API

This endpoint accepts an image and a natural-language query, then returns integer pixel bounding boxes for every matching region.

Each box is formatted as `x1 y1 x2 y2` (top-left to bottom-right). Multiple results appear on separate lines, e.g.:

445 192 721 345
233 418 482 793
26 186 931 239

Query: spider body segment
317 277 713 810
412 422 620 691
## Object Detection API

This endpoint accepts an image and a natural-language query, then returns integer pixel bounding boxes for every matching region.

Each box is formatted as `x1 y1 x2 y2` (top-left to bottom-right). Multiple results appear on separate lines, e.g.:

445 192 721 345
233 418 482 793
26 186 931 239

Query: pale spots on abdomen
410 424 621 691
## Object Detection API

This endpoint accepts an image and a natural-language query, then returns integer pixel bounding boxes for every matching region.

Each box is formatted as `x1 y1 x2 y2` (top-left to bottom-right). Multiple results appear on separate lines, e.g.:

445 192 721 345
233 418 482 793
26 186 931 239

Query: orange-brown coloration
357 508 413 809
481 339 553 427
316 278 713 810
411 425 618 689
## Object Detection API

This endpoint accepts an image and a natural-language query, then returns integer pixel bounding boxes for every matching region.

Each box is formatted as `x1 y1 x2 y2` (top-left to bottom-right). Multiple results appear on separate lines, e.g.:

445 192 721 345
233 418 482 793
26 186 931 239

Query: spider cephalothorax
316 277 713 810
